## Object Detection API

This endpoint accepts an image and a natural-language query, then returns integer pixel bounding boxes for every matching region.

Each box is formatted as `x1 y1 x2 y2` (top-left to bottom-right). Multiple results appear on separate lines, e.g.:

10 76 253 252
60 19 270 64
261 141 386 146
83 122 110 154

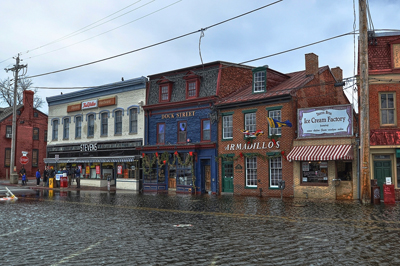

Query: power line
25 0 283 79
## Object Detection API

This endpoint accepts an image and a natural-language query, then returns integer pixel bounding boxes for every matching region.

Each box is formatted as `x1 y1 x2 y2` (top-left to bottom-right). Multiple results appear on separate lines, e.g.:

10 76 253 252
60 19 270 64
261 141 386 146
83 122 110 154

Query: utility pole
5 54 27 184
359 0 370 203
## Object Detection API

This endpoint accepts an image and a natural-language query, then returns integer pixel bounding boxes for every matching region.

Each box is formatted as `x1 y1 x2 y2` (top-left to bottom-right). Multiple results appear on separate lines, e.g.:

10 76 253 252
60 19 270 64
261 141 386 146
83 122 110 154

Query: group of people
20 165 81 188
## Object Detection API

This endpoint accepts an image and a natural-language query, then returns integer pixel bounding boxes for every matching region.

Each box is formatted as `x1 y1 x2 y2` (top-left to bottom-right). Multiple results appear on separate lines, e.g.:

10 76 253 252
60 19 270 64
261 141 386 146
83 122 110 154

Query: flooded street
1 190 400 265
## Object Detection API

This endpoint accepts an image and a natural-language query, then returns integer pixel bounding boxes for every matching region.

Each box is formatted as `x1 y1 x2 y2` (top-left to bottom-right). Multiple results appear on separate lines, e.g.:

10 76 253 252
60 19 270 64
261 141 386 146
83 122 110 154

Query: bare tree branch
0 77 43 109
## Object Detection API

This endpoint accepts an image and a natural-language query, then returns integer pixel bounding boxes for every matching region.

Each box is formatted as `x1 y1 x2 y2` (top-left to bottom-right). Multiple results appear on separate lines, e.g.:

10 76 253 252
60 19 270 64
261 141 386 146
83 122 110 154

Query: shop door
374 161 391 199
222 162 234 193
204 165 211 192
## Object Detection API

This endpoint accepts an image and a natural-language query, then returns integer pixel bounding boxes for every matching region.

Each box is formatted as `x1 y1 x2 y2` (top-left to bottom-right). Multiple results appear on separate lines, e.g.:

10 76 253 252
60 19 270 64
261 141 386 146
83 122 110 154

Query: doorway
374 160 391 199
222 161 234 193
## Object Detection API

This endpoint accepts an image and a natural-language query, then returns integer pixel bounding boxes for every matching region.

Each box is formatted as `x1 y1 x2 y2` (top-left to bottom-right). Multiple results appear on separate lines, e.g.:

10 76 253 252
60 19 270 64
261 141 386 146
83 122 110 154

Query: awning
43 156 137 164
286 145 353 161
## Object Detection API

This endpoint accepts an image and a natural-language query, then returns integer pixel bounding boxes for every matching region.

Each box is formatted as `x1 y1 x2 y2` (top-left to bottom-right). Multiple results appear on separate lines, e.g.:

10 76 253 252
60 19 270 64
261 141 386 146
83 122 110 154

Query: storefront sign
302 162 309 171
224 141 279 151
98 97 116 107
82 99 98 110
161 111 195 119
67 103 82 112
96 165 100 174
118 165 123 175
80 143 97 151
86 166 90 175
298 105 352 138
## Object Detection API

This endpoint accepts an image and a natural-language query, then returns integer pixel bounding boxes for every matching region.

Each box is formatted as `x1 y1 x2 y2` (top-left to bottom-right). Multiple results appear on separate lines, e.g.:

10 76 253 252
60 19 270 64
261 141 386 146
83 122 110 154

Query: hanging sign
96 165 100 174
117 165 123 175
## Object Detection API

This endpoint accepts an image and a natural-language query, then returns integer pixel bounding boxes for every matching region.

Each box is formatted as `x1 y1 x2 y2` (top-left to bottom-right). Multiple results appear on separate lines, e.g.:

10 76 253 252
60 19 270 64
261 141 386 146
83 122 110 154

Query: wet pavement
1 187 400 265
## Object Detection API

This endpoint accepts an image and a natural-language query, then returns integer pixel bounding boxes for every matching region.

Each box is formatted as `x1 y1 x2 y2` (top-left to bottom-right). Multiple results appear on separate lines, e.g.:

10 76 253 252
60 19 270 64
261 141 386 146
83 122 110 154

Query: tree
0 77 44 109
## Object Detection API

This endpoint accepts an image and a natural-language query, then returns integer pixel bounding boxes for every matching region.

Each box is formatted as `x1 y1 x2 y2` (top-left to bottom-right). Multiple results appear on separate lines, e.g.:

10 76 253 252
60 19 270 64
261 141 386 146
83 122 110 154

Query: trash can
61 173 68 188
49 178 54 188
371 185 380 204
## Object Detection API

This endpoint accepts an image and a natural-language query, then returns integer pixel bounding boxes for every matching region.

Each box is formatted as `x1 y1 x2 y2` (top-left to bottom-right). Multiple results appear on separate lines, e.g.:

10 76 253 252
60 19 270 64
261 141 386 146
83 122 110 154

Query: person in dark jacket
75 167 81 188
43 167 49 187
36 169 41 186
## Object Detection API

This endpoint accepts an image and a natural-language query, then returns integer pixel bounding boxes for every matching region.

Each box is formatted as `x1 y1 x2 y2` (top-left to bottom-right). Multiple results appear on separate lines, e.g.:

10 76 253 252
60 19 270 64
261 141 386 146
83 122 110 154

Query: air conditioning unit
6 133 12 138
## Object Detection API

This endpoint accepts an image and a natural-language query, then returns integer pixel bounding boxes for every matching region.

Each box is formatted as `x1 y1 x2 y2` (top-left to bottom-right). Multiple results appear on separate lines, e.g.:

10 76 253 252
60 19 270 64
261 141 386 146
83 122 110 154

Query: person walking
43 167 49 187
75 167 81 188
36 169 41 186
21 173 27 186
20 166 26 184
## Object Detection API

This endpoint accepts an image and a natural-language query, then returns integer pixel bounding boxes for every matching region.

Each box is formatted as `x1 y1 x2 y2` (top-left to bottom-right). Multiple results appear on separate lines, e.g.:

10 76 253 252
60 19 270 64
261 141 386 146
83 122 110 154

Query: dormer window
157 76 173 102
252 66 267 93
183 71 200 99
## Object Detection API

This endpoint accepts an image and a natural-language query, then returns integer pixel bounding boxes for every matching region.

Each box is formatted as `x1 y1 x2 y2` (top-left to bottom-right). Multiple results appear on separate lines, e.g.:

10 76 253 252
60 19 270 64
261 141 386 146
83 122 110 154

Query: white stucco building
45 77 146 189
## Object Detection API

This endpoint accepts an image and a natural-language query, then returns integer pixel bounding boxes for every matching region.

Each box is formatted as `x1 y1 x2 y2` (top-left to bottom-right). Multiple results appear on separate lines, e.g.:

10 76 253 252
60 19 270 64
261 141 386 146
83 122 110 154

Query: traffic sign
20 156 29 165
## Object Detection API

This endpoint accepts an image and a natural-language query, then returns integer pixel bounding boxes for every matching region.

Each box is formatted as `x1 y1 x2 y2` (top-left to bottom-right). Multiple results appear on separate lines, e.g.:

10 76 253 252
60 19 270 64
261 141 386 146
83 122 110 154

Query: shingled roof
216 66 329 107
0 105 23 122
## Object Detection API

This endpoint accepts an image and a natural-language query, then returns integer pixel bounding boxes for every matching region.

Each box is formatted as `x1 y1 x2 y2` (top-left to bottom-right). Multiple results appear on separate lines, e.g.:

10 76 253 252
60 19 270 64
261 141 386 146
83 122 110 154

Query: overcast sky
1 0 399 114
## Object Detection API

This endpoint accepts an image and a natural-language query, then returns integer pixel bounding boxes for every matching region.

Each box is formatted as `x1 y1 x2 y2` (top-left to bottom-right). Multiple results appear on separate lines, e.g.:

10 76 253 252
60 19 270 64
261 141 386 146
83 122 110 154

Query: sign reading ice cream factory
298 104 352 138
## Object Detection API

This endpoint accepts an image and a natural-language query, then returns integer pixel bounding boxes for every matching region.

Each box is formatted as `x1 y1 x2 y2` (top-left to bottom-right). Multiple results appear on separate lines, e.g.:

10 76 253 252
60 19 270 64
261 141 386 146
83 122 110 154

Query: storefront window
336 161 352 181
301 161 328 185
176 165 192 186
90 163 100 179
102 163 113 180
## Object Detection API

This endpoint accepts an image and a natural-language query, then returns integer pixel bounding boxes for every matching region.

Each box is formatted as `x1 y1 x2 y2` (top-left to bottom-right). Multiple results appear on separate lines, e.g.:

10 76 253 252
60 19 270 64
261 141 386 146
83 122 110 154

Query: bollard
107 177 111 191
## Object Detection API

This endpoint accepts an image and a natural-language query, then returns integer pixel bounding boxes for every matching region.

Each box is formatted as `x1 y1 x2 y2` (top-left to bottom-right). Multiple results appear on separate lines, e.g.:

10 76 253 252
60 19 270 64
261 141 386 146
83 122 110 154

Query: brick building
216 53 357 199
139 61 253 194
0 90 48 179
362 32 400 199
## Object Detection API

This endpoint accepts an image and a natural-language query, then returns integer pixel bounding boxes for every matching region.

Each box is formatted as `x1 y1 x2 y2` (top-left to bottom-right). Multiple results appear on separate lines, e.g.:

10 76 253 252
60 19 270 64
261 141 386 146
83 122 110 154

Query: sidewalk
0 177 117 192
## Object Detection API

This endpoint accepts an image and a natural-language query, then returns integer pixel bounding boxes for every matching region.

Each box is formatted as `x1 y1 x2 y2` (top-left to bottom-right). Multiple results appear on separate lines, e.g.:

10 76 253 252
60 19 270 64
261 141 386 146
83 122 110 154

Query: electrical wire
25 0 283 79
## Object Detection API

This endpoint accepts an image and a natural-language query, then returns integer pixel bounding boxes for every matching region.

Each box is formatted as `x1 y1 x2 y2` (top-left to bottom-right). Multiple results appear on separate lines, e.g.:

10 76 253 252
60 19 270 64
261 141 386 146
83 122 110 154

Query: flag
267 117 292 128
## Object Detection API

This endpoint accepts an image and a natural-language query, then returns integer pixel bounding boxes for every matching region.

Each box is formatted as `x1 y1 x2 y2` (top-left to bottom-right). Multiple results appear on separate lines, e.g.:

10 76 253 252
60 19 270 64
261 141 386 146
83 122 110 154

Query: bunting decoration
241 129 264 144
267 117 292 128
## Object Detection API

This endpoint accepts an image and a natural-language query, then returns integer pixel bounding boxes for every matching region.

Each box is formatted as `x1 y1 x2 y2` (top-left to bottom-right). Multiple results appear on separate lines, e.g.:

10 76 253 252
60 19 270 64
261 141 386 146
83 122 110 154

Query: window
63 118 70 139
88 114 94 137
252 67 267 93
270 157 282 188
129 108 138 134
301 161 328 185
337 161 352 181
6 125 12 138
32 149 38 167
157 123 165 144
222 115 233 139
187 81 196 97
269 110 282 136
44 130 47 142
101 113 108 136
201 119 211 141
33 127 39 140
178 121 187 143
160 85 170 101
246 157 257 187
158 77 173 102
52 120 59 141
75 116 82 138
34 112 38 117
183 71 200 99
5 148 11 167
176 153 193 186
245 113 256 132
380 93 396 125
115 110 122 135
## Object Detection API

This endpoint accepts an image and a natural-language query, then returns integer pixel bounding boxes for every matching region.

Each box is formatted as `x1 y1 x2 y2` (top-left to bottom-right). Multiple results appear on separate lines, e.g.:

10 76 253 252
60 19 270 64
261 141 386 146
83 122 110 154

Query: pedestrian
21 173 27 186
43 167 49 187
20 166 26 184
75 167 81 188
36 169 41 186
49 167 56 187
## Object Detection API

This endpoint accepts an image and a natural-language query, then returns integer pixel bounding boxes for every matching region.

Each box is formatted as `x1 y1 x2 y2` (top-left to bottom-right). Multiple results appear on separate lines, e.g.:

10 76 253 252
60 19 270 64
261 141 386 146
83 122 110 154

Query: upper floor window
63 118 70 140
34 112 38 117
269 110 282 136
101 113 108 136
44 130 48 142
33 127 39 140
201 119 211 141
52 119 59 141
252 67 267 93
245 112 256 132
32 149 38 167
157 77 173 102
157 123 165 144
115 110 122 135
129 108 138 134
75 116 82 138
380 92 396 126
6 125 12 138
222 114 233 139
5 148 11 167
178 121 187 143
183 71 200 99
88 114 95 137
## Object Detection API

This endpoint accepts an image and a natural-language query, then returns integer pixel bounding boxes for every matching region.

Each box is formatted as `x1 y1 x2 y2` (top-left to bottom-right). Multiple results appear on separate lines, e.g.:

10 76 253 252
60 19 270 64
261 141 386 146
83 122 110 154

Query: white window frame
253 70 266 93
246 157 257 187
379 92 396 126
269 110 282 136
223 115 233 139
269 156 282 188
245 113 256 132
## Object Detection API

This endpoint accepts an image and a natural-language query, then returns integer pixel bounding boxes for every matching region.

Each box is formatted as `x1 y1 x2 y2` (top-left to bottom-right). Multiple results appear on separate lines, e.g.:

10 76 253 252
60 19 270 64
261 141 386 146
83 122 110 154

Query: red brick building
363 32 400 199
216 53 357 199
0 90 48 178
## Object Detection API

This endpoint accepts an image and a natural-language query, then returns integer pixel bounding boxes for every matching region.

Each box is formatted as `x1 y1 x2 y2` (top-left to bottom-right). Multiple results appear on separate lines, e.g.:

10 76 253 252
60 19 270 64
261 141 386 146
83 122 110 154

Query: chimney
23 90 34 108
331 67 343 82
305 53 319 77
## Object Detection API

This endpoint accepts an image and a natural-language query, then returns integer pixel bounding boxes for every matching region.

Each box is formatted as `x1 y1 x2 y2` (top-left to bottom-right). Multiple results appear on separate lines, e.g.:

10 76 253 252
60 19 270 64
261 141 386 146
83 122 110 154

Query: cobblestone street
1 189 399 265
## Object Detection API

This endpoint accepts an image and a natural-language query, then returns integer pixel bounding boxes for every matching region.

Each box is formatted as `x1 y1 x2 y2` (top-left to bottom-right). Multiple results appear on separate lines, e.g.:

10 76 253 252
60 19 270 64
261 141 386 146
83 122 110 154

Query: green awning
396 149 400 158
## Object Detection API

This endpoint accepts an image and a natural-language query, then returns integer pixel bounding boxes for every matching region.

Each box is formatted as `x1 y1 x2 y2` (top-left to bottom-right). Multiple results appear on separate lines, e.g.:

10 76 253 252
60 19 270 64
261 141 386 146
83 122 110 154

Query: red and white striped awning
286 145 353 161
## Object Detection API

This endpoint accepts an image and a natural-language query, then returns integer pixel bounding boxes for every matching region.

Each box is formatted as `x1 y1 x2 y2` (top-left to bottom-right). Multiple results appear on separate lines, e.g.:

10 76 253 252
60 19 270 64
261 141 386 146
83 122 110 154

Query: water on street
1 189 400 265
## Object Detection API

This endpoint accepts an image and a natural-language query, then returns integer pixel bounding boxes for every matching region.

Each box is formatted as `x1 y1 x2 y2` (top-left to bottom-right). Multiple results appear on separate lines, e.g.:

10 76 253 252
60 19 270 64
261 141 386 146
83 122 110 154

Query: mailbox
278 180 285 190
